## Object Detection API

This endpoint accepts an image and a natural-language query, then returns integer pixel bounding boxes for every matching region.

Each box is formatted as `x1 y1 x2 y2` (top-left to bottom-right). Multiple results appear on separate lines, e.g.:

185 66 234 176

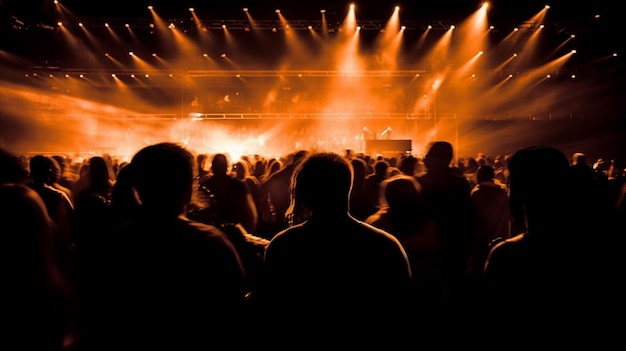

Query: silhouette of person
0 183 74 351
365 174 443 302
483 145 618 344
198 153 258 233
253 152 412 348
78 142 250 350
258 149 308 237
416 141 475 301
469 165 510 286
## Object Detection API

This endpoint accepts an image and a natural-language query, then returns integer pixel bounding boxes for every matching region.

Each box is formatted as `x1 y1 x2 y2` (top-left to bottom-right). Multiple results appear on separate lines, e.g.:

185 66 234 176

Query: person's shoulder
488 233 525 258
354 219 406 247
38 183 69 199
267 223 306 244
181 218 231 240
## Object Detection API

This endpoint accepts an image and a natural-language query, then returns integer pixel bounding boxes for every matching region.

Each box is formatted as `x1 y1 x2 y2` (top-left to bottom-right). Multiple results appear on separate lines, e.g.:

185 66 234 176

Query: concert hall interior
1 0 624 160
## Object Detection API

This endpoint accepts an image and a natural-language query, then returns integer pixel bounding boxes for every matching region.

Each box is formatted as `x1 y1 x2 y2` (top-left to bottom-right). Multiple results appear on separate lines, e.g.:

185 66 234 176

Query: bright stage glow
0 3 621 160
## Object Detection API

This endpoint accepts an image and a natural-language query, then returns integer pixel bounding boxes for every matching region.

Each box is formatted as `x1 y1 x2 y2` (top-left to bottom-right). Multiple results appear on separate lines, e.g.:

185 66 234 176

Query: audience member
483 145 618 343
198 153 258 233
362 158 390 219
258 150 308 237
0 183 74 351
348 156 370 221
468 164 511 294
365 174 443 303
417 141 475 301
78 142 250 350
28 155 75 247
252 152 413 347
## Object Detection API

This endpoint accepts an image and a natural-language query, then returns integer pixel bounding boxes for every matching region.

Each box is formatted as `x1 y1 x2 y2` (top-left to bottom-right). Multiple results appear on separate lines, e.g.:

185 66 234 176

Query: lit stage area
0 2 624 161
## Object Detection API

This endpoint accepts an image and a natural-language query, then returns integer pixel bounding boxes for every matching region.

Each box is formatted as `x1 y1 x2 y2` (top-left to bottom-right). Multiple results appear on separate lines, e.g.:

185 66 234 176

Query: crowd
1 139 624 349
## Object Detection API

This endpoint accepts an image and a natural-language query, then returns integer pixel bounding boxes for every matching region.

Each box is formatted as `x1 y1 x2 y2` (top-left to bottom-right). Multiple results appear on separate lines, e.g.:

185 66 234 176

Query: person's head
51 155 67 173
211 153 229 176
476 165 496 184
423 141 454 171
379 174 423 212
48 156 63 183
464 157 479 173
398 155 417 176
0 149 29 185
129 142 195 215
29 155 55 185
291 152 353 216
374 160 389 177
89 156 114 186
507 145 572 232
232 160 250 180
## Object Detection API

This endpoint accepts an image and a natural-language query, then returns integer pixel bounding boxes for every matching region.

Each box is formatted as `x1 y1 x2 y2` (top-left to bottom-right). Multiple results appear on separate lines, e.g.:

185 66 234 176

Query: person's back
254 152 412 347
469 165 510 283
258 150 308 236
27 155 75 254
80 143 249 350
362 159 390 218
0 184 73 351
417 141 474 301
482 146 616 343
199 153 258 233
365 175 443 302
